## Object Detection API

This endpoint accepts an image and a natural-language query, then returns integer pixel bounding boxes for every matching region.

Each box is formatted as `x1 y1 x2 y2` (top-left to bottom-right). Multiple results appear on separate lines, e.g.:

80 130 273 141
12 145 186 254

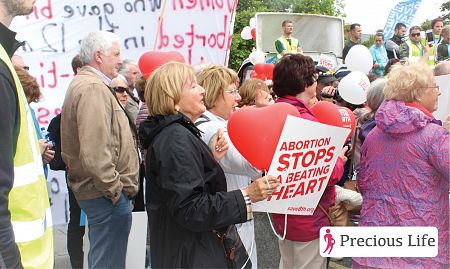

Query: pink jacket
272 96 344 241
353 100 449 268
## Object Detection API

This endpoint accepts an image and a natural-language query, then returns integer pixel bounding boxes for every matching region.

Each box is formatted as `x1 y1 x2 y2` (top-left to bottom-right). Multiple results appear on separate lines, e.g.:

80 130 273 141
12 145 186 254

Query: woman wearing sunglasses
111 74 129 107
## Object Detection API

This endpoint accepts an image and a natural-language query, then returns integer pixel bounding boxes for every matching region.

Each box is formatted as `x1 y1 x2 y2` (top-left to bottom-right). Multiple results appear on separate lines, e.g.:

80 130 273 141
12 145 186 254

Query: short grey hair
434 61 450 76
366 78 386 112
119 59 136 76
79 31 120 65
111 74 128 85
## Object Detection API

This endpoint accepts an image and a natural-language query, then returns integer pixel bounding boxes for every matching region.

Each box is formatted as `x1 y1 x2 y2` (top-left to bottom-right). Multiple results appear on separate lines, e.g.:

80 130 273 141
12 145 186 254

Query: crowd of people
1 1 449 269
348 18 449 77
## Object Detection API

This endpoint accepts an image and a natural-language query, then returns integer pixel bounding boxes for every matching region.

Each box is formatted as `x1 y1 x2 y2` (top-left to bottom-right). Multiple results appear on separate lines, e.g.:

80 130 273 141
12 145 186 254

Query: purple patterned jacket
353 100 449 268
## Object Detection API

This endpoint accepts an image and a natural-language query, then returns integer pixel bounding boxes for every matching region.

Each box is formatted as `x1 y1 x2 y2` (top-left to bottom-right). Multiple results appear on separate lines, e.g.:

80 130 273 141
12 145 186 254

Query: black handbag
215 225 252 269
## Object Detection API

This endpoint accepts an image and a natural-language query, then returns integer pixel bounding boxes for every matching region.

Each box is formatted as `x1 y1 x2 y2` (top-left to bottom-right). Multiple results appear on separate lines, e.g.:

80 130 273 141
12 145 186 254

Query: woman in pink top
272 54 347 269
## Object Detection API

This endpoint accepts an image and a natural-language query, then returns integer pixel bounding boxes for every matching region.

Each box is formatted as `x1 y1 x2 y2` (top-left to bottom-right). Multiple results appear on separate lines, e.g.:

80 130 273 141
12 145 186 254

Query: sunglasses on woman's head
113 87 128 93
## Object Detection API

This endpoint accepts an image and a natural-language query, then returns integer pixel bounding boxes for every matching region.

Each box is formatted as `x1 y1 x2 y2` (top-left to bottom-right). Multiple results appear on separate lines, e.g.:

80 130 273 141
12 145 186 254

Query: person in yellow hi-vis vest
0 1 54 269
274 20 303 59
399 26 433 66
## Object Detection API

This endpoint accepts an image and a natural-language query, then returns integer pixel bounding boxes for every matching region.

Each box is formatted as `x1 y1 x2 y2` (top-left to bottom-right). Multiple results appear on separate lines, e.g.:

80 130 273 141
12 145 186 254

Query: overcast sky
343 0 445 33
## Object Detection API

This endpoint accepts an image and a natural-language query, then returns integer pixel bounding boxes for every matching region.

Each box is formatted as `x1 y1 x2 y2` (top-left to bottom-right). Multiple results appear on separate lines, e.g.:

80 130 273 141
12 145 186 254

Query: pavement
54 216 351 269
254 212 351 269
53 225 72 269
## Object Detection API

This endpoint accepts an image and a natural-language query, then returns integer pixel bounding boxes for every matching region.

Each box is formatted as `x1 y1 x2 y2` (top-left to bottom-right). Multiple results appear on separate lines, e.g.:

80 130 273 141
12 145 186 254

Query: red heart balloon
251 28 256 41
253 63 265 74
254 63 274 80
227 103 300 170
264 64 274 80
249 71 258 78
310 101 356 140
138 51 185 79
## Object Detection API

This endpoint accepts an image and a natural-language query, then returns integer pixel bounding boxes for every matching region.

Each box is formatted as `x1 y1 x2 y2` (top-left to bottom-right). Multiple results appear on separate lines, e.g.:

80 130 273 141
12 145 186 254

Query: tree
441 1 450 21
228 0 270 70
228 0 344 70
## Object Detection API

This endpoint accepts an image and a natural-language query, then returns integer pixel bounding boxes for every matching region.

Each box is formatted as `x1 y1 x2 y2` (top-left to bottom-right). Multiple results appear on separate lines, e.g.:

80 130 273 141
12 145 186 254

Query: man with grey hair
1 0 54 268
61 31 139 268
435 61 450 76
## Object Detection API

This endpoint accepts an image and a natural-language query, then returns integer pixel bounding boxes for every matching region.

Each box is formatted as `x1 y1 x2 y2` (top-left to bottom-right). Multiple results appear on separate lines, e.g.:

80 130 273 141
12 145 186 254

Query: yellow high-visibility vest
275 36 299 57
406 40 435 66
0 44 54 269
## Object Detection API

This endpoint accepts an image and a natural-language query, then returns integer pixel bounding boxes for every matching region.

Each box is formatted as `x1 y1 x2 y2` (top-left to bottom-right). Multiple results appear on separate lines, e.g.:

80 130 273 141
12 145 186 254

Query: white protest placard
433 74 450 123
318 53 335 71
252 115 350 215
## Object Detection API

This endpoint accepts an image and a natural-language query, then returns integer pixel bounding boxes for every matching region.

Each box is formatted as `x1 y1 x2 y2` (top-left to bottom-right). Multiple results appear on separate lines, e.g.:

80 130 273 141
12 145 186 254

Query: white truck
238 12 345 81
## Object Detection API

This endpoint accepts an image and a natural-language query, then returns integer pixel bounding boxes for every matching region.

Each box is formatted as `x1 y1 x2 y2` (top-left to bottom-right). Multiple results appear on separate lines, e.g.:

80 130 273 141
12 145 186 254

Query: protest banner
11 0 238 126
434 74 450 123
382 0 422 40
10 0 238 225
252 115 350 215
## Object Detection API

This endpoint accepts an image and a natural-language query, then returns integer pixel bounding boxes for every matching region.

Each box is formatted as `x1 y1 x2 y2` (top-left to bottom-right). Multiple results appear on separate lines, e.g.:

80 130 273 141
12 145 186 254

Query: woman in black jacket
139 62 279 268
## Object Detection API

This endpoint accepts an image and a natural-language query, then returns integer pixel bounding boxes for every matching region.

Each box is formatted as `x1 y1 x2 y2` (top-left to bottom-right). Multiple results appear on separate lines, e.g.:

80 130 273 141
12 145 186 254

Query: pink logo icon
323 228 336 254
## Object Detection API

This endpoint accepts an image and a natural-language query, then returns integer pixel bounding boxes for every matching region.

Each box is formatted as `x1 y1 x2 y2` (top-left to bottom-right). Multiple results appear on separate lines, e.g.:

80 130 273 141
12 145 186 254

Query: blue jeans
78 192 132 268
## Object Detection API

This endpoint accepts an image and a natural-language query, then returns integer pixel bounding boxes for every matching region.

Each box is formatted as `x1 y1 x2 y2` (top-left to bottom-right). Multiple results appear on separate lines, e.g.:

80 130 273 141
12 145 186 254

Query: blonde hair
145 62 195 116
196 64 238 109
384 62 433 102
238 78 270 107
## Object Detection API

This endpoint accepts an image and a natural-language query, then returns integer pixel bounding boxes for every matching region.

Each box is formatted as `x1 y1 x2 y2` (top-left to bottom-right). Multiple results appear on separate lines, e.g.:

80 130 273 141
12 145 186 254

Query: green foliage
262 0 345 16
261 0 293 12
441 1 450 21
228 1 270 71
228 0 344 70
421 19 431 31
293 0 337 16
362 35 375 48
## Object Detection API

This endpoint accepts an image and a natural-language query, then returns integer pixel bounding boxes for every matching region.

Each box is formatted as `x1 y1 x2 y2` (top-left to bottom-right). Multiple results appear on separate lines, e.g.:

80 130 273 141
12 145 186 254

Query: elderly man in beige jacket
61 31 139 269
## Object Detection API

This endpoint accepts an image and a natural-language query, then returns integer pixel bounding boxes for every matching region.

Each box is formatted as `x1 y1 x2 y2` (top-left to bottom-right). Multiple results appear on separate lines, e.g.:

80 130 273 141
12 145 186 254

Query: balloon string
153 0 168 51
263 170 287 241
240 223 253 269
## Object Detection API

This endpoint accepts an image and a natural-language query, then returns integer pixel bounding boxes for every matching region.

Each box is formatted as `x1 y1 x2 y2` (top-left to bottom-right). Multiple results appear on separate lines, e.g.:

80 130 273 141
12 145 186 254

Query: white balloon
249 18 256 28
249 50 265 65
338 71 370 105
345 45 373 74
241 26 252 40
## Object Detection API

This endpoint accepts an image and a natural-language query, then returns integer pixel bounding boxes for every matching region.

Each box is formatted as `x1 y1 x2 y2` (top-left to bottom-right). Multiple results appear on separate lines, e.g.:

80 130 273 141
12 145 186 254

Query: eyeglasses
426 85 440 92
225 89 240 96
411 33 421 37
113 87 128 93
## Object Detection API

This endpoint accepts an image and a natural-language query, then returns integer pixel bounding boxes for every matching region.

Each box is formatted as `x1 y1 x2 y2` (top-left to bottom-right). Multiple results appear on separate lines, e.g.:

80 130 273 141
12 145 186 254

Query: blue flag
383 0 423 40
